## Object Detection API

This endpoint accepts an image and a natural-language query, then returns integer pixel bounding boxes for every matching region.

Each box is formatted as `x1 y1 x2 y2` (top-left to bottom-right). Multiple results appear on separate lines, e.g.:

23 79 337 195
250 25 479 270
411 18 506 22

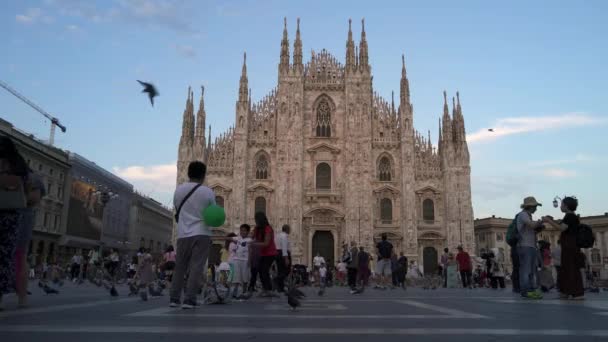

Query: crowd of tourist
0 147 601 310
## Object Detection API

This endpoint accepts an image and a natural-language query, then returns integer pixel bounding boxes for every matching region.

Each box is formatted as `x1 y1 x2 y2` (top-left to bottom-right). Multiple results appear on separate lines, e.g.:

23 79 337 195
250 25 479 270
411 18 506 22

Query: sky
1 0 607 219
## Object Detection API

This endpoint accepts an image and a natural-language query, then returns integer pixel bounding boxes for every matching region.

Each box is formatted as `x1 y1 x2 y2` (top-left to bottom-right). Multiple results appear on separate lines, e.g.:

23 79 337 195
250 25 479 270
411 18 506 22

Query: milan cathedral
175 18 474 271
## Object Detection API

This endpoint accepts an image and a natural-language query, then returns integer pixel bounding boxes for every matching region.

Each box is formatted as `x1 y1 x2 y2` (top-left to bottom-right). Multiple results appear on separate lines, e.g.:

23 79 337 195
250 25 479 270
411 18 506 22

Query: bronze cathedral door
312 231 334 266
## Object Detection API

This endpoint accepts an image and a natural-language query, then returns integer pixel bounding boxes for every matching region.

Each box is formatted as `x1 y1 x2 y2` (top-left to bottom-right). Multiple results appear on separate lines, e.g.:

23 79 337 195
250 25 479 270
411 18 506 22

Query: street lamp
553 196 561 208
94 187 119 256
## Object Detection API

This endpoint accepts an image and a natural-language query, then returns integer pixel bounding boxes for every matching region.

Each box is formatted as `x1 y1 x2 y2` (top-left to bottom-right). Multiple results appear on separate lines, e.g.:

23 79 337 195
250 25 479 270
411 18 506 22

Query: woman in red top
252 212 277 296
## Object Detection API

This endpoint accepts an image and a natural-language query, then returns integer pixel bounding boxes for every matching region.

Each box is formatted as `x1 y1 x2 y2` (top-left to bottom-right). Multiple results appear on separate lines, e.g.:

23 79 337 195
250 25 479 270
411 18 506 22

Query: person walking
162 245 176 285
14 170 44 308
170 161 216 309
456 246 472 288
0 137 33 310
397 252 408 289
375 233 393 289
490 248 506 289
252 212 278 297
275 224 291 293
516 196 545 299
440 248 449 288
313 252 325 286
70 251 83 282
543 197 584 300
357 246 371 292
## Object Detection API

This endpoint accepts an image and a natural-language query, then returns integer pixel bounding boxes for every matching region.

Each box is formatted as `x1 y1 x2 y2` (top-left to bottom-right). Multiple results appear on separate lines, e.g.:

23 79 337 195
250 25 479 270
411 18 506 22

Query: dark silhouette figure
137 80 159 106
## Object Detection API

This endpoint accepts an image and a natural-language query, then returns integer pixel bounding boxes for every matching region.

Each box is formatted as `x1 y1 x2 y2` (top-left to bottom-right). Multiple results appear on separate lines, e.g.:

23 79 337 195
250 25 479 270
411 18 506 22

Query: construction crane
0 79 66 146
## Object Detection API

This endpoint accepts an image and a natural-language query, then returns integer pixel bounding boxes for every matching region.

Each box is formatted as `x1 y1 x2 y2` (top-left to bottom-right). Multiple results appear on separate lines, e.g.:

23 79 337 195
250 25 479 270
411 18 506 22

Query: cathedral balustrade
207 166 233 176
374 219 400 228
305 188 342 204
372 139 400 150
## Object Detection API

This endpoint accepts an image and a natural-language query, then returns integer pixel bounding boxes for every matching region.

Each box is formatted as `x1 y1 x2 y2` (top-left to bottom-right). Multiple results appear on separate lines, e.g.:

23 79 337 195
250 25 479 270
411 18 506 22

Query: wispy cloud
467 113 604 144
530 154 595 167
16 8 54 24
48 0 199 34
217 4 243 17
540 168 577 179
173 44 197 59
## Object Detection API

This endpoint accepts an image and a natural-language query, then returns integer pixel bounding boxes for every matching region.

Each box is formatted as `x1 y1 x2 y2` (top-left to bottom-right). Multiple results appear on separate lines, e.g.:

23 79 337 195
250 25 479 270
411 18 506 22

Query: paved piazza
1 282 608 341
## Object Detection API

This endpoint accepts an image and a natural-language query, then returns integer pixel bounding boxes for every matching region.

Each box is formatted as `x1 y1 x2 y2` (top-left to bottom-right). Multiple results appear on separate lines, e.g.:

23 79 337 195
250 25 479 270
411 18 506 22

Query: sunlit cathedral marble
174 18 474 272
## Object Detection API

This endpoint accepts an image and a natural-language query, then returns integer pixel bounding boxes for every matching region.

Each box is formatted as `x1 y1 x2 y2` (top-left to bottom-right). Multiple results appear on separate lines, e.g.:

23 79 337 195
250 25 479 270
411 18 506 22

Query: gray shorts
232 259 250 284
376 259 392 276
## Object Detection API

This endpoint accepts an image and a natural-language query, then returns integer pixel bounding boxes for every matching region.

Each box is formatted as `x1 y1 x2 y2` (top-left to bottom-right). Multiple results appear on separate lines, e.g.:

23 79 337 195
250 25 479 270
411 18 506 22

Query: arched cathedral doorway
423 247 438 276
312 231 334 267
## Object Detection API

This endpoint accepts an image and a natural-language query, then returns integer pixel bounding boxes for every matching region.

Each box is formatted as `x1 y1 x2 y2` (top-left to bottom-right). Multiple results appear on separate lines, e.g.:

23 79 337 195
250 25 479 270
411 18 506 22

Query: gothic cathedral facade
175 19 475 272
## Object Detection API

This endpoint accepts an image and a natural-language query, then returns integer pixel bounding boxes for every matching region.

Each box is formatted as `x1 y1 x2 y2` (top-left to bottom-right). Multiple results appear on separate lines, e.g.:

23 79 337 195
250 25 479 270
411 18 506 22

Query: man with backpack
514 196 545 299
375 233 393 290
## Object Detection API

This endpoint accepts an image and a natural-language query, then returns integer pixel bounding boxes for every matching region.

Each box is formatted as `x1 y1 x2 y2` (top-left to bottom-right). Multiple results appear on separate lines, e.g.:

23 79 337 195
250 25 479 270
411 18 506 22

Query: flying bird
137 80 159 107
488 128 495 132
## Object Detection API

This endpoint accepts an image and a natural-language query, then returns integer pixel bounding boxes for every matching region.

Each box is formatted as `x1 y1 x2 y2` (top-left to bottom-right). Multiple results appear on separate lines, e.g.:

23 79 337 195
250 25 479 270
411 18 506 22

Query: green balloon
202 204 225 227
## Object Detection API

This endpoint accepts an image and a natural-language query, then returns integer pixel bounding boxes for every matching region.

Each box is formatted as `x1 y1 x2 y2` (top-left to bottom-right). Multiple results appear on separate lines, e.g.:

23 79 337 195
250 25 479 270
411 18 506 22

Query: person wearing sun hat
517 196 545 299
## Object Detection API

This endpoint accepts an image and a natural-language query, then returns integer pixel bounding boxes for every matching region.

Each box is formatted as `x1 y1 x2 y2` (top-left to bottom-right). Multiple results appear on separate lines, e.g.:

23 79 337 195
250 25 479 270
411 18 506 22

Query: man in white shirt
275 224 291 292
170 161 216 309
313 253 325 286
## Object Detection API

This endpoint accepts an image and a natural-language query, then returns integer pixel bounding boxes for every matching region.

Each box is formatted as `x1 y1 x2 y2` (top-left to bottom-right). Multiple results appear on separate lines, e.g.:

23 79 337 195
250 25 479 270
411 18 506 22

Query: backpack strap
174 183 202 223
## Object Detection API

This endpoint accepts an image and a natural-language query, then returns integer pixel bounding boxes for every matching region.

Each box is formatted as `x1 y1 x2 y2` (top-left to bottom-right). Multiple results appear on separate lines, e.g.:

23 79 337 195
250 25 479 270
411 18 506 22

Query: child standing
231 224 253 299
319 263 327 289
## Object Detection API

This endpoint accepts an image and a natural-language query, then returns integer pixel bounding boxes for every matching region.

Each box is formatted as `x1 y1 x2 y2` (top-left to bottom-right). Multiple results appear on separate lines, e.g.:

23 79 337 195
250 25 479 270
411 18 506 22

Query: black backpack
506 214 520 247
576 223 595 249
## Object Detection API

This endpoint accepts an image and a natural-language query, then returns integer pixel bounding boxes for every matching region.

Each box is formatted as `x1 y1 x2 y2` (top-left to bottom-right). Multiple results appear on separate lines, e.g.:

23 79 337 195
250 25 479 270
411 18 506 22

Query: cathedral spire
179 86 195 147
359 18 369 72
238 52 248 104
194 85 206 158
195 86 206 138
391 90 395 115
441 91 453 144
279 17 290 73
453 91 466 143
293 17 303 72
443 90 449 119
345 18 356 72
400 54 410 106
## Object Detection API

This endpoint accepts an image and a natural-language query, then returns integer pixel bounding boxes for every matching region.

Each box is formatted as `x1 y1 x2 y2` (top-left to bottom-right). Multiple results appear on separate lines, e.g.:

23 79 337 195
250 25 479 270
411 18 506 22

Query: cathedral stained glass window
423 199 435 222
256 154 269 179
316 99 332 137
378 157 392 181
380 198 393 224
316 163 331 190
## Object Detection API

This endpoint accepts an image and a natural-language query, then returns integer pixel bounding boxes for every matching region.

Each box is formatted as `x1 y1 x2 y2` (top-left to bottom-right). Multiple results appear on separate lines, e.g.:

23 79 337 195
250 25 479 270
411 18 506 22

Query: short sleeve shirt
234 237 253 261
173 182 216 238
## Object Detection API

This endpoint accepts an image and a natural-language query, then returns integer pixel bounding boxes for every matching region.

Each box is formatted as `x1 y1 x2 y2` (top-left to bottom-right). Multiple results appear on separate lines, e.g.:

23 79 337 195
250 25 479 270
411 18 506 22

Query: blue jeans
517 246 538 295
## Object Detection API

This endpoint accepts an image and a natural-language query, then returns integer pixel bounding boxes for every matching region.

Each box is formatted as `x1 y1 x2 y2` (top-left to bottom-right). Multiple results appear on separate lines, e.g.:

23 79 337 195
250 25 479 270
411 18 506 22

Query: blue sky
1 0 607 218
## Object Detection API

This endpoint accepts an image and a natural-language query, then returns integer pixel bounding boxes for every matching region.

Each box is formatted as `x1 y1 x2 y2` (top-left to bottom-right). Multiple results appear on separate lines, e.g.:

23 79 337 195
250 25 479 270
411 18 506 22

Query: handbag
0 174 27 210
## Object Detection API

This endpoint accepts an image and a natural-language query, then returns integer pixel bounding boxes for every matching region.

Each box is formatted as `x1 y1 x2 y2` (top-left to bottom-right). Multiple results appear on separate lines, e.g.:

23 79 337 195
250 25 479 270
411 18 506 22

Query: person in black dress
543 197 584 300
